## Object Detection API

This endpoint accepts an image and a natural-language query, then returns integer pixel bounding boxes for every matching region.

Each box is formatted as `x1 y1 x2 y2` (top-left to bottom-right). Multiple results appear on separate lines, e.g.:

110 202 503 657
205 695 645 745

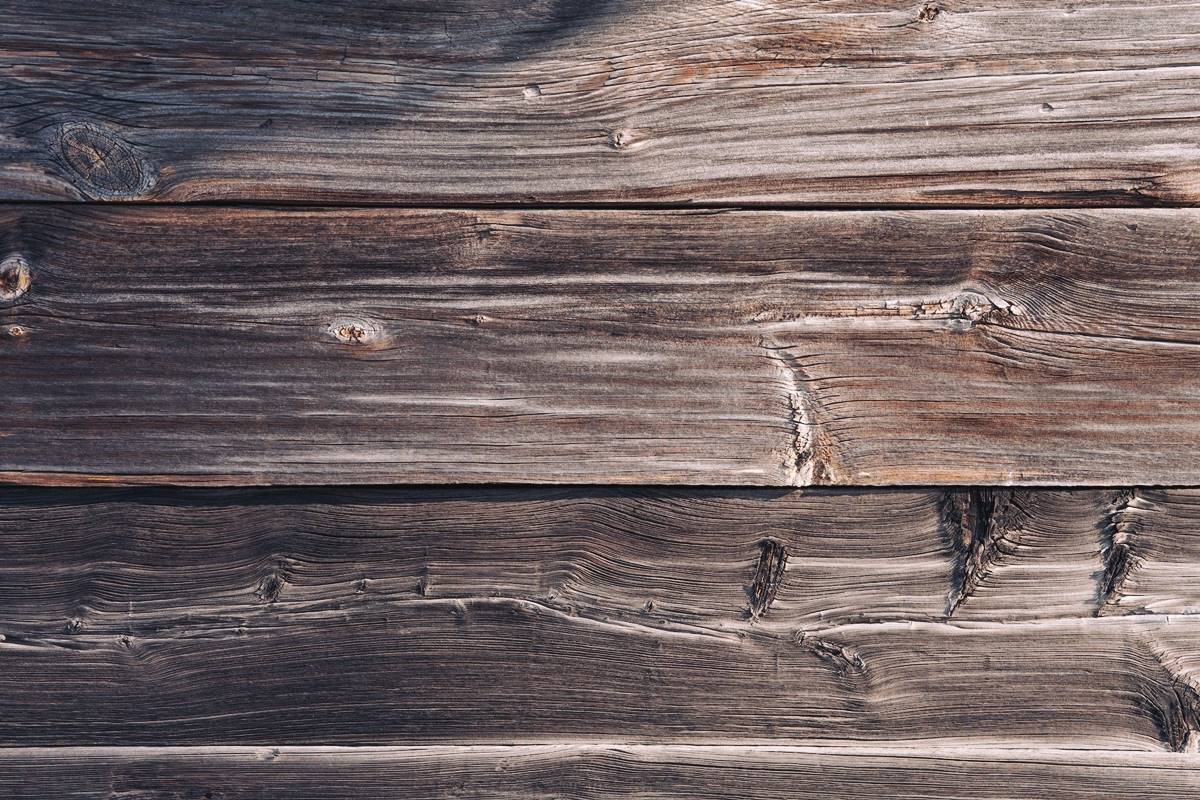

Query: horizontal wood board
4 486 1200 749
2 207 1200 485
2 746 1198 799
3 0 1200 204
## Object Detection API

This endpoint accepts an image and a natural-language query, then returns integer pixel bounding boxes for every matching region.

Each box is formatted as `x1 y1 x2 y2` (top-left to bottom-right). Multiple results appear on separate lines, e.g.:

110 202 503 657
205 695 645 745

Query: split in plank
2 1 1200 204
3 207 1200 485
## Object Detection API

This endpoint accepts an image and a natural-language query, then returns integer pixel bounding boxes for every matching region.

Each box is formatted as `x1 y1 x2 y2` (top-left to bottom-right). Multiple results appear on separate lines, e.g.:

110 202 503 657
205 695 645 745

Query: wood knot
338 324 366 342
949 292 997 322
793 631 866 677
56 122 154 199
4 324 27 340
606 128 636 151
256 571 286 603
522 84 543 101
0 255 31 301
326 317 383 347
918 3 940 21
913 292 1020 328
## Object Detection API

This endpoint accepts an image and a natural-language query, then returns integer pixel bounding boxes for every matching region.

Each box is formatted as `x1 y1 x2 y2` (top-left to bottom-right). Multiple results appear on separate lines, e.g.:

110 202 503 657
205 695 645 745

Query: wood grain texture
6 487 1200 748
2 0 1200 204
8 487 1198 632
2 746 1198 799
2 206 1200 485
5 609 1200 748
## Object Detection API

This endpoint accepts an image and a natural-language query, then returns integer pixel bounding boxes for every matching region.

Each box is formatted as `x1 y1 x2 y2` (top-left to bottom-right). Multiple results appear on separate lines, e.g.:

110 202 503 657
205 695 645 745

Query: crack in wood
759 338 832 485
791 630 865 678
752 291 1021 329
1097 488 1144 616
940 489 1030 616
747 538 788 620
1144 644 1200 753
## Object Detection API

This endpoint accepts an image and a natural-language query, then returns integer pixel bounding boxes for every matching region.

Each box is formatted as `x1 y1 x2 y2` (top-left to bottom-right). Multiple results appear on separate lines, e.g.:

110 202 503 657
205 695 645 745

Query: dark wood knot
0 254 31 301
57 122 154 198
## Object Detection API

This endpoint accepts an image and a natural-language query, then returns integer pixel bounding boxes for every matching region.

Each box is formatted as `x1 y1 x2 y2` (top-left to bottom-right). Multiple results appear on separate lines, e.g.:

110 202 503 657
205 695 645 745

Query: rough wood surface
8 487 1199 630
5 487 1200 749
3 207 1200 486
2 1 1199 205
6 606 1200 748
2 746 1198 799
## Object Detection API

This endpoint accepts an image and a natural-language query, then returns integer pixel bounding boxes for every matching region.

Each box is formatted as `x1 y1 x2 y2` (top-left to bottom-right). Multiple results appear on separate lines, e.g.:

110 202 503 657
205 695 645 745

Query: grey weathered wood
2 207 1200 485
2 746 1198 799
5 486 1200 749
2 0 1199 204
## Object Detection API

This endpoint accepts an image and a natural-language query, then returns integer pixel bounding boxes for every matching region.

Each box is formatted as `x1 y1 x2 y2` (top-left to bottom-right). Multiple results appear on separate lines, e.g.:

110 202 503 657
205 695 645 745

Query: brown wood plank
3 1 1199 204
5 487 1200 748
2 207 1200 485
2 746 1197 799
0 487 956 632
6 486 1190 633
3 601 1199 747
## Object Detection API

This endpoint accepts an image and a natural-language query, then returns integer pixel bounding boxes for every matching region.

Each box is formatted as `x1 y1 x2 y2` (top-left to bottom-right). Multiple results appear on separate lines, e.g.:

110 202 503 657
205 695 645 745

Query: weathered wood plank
2 746 1198 799
3 0 1200 204
2 207 1200 485
6 487 1200 748
9 486 1193 633
0 487 955 631
4 603 1200 747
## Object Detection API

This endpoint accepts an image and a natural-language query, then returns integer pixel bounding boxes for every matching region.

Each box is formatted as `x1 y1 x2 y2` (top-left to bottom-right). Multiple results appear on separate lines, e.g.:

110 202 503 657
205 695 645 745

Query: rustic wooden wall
3 1 1200 797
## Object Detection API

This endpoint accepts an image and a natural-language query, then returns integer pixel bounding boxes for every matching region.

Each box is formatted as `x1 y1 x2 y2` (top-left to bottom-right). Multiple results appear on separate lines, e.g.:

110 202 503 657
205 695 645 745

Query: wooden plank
0 487 957 631
2 746 1198 799
2 0 1199 204
3 604 1200 748
6 487 1200 748
7 486 1191 632
3 206 1200 485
